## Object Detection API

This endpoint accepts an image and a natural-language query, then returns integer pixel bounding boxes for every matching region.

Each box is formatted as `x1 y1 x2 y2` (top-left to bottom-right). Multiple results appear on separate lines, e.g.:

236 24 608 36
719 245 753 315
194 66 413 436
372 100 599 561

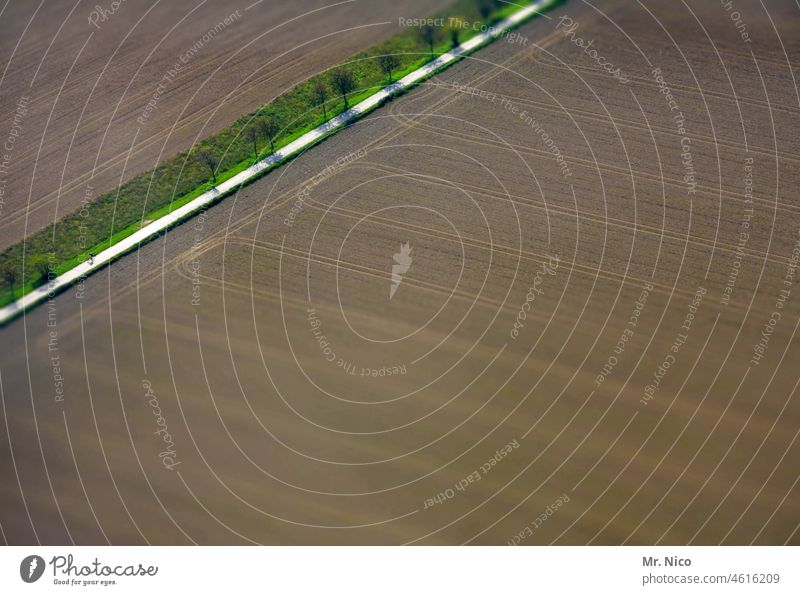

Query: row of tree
416 0 510 55
195 66 362 183
1 0 514 302
193 0 505 195
193 0 511 189
0 61 371 296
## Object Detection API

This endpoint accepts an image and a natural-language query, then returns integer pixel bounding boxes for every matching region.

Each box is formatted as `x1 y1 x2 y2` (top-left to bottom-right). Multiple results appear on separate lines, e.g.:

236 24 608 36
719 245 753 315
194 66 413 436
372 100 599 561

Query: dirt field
1 0 798 545
0 0 450 250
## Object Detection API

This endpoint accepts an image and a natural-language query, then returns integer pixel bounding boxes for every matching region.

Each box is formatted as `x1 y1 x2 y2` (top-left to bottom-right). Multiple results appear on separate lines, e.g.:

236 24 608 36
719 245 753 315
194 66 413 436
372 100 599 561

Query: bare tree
330 68 357 110
450 28 460 49
259 116 280 154
4 268 15 295
245 126 259 161
197 149 219 184
418 24 439 58
476 0 494 19
378 54 401 83
312 80 329 122
30 255 51 287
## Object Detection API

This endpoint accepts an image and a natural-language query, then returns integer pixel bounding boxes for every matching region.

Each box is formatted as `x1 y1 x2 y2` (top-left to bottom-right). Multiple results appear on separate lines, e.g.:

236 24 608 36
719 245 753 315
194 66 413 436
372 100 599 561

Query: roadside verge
0 0 559 325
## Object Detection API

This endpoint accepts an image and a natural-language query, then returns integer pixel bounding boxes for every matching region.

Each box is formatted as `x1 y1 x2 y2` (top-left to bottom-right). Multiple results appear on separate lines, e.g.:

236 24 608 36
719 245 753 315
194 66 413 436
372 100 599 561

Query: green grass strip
0 0 559 307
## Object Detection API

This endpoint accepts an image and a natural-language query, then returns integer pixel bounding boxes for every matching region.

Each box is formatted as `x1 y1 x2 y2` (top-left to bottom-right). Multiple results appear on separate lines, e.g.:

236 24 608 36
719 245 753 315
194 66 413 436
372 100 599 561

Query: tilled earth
0 0 450 249
0 0 798 545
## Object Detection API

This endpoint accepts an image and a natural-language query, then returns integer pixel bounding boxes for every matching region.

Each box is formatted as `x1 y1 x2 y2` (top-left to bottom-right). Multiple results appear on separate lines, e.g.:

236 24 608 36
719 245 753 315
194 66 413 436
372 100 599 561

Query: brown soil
0 0 798 545
0 0 450 250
